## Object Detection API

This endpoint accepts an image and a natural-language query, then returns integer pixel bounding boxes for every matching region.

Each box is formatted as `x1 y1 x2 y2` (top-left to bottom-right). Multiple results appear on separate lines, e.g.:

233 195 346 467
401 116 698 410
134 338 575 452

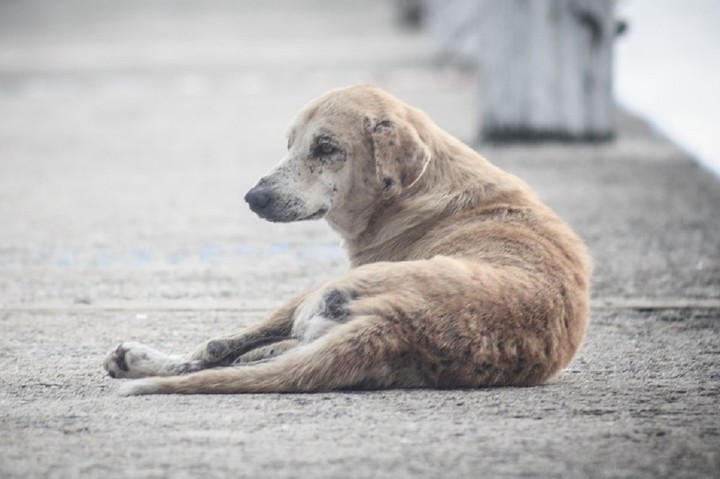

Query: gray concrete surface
1 1 718 478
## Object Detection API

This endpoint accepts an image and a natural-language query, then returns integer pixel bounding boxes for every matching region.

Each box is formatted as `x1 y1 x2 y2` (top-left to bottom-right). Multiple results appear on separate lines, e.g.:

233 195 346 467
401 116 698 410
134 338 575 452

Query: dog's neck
332 120 537 267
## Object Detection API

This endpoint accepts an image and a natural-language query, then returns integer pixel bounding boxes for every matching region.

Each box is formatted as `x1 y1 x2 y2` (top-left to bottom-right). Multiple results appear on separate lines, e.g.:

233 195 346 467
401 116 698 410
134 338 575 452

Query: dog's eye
313 142 337 157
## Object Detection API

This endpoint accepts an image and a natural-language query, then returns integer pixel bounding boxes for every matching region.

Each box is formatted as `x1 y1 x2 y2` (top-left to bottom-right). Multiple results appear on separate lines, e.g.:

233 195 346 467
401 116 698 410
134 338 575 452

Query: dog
104 85 591 395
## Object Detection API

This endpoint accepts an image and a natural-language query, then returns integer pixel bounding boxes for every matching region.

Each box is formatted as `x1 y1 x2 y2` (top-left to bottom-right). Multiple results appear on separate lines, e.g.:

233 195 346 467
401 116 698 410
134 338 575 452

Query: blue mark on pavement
1 242 344 269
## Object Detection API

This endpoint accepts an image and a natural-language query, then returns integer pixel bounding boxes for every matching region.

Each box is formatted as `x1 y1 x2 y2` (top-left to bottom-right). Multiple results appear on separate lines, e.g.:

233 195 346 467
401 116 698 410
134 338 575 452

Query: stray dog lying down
104 85 591 395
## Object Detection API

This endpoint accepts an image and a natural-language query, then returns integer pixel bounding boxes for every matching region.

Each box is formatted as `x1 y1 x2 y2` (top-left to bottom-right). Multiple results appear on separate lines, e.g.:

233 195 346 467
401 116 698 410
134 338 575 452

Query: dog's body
104 85 591 395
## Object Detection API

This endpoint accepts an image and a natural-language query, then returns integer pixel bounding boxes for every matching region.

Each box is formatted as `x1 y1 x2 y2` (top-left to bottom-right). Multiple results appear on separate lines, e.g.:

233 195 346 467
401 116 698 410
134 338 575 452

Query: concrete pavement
1 1 718 477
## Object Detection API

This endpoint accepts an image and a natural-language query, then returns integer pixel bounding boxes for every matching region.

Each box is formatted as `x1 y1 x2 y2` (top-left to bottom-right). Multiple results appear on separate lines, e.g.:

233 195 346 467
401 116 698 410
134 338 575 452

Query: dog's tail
118 317 402 396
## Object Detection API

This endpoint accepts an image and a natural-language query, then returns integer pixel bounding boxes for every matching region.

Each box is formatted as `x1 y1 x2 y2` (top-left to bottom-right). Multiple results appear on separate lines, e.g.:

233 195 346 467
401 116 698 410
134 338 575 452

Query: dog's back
336 92 591 386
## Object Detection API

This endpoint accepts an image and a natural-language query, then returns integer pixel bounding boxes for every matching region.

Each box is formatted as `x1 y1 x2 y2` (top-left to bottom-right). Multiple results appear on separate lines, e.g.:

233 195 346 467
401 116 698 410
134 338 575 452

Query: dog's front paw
103 342 171 379
104 343 132 378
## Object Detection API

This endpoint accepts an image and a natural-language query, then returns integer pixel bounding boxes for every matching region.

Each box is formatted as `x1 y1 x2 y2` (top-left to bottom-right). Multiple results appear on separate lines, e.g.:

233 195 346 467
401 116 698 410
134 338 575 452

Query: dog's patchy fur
104 85 591 395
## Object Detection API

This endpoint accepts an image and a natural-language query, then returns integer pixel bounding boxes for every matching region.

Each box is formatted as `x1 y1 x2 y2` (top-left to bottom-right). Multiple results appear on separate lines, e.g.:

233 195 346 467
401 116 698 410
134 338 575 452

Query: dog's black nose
244 186 273 212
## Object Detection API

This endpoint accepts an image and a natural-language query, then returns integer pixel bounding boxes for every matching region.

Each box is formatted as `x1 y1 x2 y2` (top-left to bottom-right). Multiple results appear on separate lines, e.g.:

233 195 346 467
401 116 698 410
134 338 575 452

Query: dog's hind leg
117 317 420 395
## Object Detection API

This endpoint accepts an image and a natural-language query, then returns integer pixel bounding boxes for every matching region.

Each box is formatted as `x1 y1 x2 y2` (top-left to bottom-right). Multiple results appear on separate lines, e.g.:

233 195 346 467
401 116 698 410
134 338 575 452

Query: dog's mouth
297 208 327 221
245 185 328 223
254 207 327 223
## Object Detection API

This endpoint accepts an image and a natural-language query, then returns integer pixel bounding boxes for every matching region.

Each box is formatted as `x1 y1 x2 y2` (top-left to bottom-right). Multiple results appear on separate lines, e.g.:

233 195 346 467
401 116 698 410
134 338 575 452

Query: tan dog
104 85 591 395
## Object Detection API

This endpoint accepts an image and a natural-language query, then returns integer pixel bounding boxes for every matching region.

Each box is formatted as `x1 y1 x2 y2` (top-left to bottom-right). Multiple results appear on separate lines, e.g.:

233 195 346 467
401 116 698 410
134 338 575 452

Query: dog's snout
245 186 273 212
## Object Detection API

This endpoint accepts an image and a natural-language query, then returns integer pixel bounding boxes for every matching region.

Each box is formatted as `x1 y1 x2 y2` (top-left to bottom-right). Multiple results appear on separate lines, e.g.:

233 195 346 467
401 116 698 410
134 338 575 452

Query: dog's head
244 86 431 235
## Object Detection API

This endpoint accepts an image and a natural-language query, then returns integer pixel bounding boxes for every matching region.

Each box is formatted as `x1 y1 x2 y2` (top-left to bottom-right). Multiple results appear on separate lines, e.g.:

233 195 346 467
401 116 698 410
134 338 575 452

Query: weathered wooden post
478 0 615 141
425 0 480 66
423 0 616 141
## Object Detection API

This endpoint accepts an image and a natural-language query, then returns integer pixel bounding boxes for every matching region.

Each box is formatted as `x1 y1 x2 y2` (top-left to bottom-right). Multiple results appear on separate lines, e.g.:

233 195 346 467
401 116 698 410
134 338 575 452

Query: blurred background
615 0 720 176
3 3 719 476
0 0 718 307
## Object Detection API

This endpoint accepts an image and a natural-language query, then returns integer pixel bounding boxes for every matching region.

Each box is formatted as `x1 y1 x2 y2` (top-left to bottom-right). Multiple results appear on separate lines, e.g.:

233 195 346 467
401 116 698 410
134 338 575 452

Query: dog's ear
364 117 431 199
